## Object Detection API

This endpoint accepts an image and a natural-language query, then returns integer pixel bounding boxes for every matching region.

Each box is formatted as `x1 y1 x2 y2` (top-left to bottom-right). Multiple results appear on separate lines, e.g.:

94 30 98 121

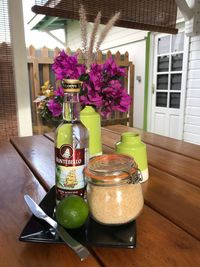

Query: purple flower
103 57 126 78
55 86 64 97
104 80 122 96
118 89 132 112
52 51 86 80
47 99 62 117
80 83 103 107
88 91 103 107
48 53 131 119
88 63 104 90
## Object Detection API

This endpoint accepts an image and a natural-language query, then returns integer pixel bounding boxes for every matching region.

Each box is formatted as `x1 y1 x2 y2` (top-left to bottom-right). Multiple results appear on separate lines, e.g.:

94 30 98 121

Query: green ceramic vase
80 106 102 157
115 132 149 182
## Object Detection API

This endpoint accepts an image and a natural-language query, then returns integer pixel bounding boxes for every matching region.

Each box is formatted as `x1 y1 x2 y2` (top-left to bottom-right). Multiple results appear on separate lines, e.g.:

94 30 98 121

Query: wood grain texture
94 206 200 267
146 166 200 240
105 125 200 161
44 132 54 141
10 135 55 190
45 130 200 239
11 135 200 239
0 141 100 267
147 144 200 187
9 135 200 265
103 141 200 240
101 128 200 187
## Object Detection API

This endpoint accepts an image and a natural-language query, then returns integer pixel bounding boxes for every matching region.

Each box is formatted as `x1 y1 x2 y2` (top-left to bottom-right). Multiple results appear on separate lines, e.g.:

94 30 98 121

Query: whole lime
56 195 89 229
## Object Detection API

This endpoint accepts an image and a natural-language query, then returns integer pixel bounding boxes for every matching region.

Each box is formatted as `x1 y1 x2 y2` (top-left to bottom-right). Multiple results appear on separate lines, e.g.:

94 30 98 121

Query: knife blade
24 194 90 261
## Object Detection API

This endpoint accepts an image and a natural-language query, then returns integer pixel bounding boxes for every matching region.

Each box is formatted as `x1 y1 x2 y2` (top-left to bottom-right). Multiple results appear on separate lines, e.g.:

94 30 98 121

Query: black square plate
19 186 136 248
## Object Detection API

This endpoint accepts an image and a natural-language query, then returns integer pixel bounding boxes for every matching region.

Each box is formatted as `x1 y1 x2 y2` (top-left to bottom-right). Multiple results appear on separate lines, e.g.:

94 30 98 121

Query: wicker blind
32 0 178 34
0 0 18 141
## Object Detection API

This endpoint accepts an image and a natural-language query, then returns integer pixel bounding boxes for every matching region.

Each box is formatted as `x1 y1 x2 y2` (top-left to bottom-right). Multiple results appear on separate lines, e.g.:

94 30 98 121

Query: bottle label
55 145 86 200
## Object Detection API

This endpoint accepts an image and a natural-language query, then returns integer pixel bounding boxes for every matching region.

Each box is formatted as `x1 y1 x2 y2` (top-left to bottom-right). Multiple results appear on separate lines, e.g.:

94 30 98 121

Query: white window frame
147 28 190 140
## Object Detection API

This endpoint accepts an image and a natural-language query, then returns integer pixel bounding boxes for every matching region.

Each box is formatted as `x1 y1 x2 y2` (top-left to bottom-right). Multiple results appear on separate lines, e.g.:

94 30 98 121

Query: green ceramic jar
115 132 149 182
80 106 102 157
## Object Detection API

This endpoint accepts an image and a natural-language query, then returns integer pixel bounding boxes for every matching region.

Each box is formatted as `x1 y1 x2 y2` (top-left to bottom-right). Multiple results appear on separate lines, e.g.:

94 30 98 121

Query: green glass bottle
115 132 149 182
55 79 89 203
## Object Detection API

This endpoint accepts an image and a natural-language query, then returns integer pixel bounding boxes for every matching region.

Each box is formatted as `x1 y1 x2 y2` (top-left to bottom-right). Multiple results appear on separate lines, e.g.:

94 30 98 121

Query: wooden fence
27 46 134 134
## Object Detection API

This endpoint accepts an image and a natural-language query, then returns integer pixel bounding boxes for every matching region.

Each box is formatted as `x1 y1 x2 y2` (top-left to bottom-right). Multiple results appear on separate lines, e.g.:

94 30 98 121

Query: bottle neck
63 92 80 121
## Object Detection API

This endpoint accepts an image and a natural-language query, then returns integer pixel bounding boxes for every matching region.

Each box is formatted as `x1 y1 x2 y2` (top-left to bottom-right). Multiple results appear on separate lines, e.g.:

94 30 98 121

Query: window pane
171 32 184 52
156 92 168 107
157 56 169 72
171 54 183 71
170 93 180 108
157 74 168 90
170 74 182 90
158 36 170 54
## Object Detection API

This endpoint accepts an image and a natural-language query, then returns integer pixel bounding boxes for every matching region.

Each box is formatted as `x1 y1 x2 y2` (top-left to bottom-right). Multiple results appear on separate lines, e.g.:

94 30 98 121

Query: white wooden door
150 32 187 139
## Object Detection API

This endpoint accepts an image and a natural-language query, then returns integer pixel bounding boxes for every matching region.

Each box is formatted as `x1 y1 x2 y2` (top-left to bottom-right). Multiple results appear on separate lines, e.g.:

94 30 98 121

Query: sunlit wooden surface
0 125 200 267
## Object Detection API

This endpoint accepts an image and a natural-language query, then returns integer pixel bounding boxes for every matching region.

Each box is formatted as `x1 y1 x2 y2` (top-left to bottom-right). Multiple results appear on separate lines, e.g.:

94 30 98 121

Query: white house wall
66 20 147 128
184 35 200 144
104 41 146 129
67 20 147 50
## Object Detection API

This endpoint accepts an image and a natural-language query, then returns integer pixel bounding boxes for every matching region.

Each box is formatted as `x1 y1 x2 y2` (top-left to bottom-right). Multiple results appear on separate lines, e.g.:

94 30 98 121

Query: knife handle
24 194 90 261
44 216 90 261
56 225 90 261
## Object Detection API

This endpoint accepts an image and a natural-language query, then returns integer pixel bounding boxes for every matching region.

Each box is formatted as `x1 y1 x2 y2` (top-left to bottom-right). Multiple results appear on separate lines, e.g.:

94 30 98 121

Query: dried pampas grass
95 12 120 52
87 11 101 68
79 5 88 57
78 5 120 66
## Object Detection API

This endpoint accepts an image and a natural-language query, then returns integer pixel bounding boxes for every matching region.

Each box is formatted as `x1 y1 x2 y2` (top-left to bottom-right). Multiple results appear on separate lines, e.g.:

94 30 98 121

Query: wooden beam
175 0 194 21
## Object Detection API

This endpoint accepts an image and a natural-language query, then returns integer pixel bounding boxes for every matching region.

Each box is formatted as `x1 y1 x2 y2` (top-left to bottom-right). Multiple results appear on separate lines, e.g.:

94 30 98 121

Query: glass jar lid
84 154 140 184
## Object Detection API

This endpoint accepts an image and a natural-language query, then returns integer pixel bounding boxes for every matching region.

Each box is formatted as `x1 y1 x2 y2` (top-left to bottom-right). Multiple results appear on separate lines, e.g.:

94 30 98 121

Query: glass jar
84 154 144 225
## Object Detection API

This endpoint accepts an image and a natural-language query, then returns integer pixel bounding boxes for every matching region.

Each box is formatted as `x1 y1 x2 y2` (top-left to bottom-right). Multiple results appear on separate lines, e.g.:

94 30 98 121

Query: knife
24 194 90 261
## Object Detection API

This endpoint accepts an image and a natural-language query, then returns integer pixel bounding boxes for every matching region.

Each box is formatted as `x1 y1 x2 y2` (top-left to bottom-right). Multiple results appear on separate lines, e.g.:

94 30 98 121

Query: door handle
152 84 155 94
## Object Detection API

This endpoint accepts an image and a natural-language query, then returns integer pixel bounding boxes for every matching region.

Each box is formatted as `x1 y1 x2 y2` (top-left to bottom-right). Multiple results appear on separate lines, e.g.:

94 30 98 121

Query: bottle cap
61 79 82 93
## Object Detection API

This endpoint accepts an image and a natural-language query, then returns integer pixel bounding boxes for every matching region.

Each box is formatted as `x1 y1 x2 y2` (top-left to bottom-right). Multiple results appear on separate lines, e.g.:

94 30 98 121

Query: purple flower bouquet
37 50 131 122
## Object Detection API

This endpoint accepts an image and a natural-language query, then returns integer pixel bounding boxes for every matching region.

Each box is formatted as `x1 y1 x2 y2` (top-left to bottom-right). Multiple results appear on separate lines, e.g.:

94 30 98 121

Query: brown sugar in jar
84 154 144 225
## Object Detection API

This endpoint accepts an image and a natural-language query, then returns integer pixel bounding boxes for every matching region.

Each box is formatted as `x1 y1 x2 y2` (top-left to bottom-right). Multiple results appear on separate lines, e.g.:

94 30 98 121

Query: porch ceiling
31 16 67 31
31 0 178 34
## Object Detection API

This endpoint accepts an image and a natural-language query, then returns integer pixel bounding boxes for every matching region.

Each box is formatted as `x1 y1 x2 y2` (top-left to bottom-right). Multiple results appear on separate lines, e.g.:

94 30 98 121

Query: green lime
56 195 89 229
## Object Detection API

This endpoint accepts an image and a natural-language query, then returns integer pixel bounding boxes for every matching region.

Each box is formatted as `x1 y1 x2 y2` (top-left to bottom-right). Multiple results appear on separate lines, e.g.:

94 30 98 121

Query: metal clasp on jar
127 168 143 184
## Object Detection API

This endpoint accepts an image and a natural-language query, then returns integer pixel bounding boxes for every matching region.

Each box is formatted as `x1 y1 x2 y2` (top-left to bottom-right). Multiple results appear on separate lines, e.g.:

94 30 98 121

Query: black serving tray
19 186 136 248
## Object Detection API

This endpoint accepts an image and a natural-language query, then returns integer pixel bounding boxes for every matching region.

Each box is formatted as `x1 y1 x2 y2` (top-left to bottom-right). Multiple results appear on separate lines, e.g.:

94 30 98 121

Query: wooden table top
1 125 200 267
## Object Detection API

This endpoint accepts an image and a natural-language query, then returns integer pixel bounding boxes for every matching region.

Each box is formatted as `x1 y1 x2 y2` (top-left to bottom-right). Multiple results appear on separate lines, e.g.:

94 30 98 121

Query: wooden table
1 125 200 267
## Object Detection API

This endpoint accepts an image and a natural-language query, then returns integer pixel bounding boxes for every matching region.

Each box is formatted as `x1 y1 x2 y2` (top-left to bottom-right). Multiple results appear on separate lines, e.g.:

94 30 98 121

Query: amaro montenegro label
55 145 86 200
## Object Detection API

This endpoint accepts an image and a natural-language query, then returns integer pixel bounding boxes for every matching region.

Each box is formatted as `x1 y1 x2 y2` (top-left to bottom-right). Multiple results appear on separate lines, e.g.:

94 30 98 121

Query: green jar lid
121 132 141 144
